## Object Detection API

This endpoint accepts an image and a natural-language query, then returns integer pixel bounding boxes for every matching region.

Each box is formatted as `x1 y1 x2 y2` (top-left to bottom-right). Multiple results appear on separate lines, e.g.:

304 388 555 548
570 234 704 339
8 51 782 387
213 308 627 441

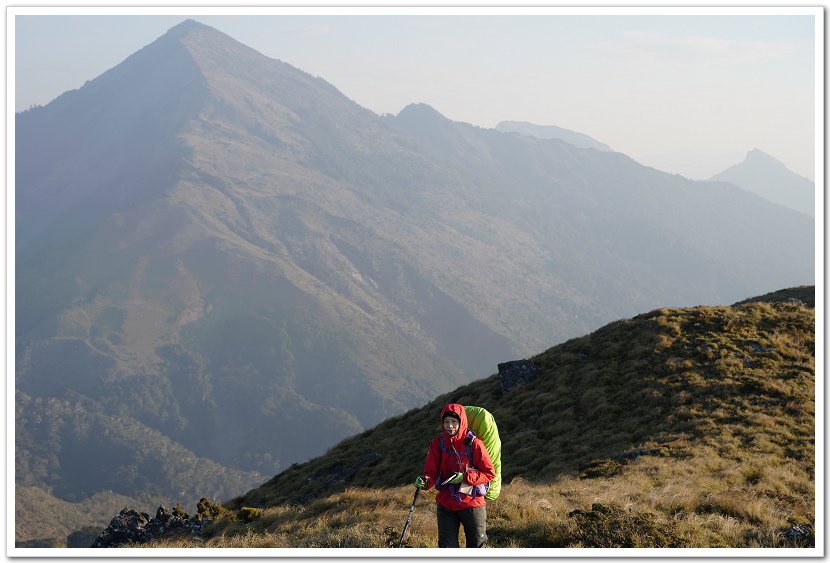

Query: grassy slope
159 287 815 548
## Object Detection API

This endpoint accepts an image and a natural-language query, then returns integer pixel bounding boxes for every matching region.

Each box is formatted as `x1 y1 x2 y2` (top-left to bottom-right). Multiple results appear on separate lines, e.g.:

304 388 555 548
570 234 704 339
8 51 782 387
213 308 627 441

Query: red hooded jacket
421 403 496 510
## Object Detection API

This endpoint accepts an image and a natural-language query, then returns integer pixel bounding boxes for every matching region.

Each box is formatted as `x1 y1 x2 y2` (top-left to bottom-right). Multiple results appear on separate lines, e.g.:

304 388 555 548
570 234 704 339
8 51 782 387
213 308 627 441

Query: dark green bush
567 503 686 548
172 502 189 519
579 459 624 479
196 497 233 521
238 507 262 522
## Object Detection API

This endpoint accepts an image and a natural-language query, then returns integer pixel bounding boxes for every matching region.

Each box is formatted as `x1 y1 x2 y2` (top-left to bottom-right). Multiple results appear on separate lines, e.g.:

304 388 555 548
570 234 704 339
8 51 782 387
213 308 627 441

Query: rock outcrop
498 360 542 393
91 504 211 548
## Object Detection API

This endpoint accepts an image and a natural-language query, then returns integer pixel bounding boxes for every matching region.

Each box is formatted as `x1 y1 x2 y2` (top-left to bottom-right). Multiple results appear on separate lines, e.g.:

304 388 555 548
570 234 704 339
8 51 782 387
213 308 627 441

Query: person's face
443 415 460 437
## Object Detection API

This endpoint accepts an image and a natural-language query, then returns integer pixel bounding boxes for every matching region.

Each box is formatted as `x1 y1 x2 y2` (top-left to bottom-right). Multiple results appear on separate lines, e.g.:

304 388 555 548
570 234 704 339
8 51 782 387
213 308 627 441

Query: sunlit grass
148 451 814 548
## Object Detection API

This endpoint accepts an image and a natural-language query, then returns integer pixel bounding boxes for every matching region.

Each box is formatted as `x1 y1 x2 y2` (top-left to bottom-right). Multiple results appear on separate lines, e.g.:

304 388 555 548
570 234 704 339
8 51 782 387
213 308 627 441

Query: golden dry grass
148 452 814 549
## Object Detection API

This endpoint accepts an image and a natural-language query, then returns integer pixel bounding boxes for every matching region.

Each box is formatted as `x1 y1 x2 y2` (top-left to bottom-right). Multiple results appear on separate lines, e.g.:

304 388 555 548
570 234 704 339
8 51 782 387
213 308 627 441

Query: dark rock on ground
498 360 542 393
92 505 211 548
783 524 814 546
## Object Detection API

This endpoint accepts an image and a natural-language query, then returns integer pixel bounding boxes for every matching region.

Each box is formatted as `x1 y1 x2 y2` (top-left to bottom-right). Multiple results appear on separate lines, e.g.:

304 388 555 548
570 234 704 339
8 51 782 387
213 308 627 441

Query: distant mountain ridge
708 149 814 217
15 19 814 543
495 120 613 152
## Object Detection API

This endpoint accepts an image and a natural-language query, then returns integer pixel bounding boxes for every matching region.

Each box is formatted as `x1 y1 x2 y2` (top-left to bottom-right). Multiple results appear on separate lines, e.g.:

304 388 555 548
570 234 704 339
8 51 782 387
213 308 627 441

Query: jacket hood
440 403 468 443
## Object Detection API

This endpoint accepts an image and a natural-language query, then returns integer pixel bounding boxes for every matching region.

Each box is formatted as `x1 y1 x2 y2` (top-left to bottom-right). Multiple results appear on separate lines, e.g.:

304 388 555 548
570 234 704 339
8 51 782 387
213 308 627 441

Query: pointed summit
15 21 212 233
16 18 381 235
165 18 211 36
709 149 814 217
743 148 790 170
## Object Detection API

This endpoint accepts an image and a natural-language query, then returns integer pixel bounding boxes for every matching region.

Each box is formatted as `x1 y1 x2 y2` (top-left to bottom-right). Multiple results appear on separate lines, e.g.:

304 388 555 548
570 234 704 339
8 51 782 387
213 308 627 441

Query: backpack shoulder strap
464 430 476 466
441 431 476 463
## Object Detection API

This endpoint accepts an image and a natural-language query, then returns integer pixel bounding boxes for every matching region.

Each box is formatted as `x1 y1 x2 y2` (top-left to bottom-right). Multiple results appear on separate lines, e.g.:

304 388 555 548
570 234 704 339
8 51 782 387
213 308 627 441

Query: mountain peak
167 18 209 34
390 102 461 143
397 102 447 121
151 19 223 46
744 148 785 168
709 149 814 217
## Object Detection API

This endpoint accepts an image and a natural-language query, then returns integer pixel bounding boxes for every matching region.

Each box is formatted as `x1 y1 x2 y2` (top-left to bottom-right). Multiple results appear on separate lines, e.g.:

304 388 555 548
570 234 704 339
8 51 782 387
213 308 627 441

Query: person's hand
447 472 464 485
414 475 428 489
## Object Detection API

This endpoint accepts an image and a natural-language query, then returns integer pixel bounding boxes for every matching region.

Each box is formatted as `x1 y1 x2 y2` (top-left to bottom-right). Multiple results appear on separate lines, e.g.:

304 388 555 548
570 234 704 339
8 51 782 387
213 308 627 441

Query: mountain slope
214 287 814 548
708 149 815 217
495 119 613 151
16 20 505 493
15 19 814 541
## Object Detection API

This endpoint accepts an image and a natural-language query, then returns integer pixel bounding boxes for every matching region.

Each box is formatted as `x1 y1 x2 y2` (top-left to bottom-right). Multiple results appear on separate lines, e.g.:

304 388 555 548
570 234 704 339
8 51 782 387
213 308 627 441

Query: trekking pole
397 487 421 548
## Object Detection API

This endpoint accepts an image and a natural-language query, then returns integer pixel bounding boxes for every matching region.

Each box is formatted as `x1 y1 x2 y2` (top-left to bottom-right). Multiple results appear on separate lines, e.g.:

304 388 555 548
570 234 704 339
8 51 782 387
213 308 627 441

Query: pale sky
10 8 820 181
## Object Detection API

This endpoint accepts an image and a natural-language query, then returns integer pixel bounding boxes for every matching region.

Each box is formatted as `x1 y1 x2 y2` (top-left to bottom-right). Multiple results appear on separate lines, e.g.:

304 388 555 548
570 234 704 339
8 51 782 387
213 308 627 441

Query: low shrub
567 503 686 548
237 507 262 523
579 459 624 479
195 498 234 522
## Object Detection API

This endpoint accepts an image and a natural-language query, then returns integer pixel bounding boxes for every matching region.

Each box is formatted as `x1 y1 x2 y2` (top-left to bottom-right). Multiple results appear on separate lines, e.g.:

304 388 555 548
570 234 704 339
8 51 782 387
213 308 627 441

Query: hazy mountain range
14 19 814 540
708 148 815 217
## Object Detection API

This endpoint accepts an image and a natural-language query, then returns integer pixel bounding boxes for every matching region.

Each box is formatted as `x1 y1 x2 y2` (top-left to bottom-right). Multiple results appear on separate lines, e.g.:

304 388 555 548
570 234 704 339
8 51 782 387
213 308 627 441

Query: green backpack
464 405 502 500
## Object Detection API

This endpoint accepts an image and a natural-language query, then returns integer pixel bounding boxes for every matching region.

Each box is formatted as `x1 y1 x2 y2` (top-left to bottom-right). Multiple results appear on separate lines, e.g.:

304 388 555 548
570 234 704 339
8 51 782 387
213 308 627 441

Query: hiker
414 403 496 548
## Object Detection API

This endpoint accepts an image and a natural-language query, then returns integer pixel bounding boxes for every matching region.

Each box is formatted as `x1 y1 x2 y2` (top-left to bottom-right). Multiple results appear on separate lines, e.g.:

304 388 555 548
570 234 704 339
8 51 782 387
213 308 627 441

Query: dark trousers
437 504 487 548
